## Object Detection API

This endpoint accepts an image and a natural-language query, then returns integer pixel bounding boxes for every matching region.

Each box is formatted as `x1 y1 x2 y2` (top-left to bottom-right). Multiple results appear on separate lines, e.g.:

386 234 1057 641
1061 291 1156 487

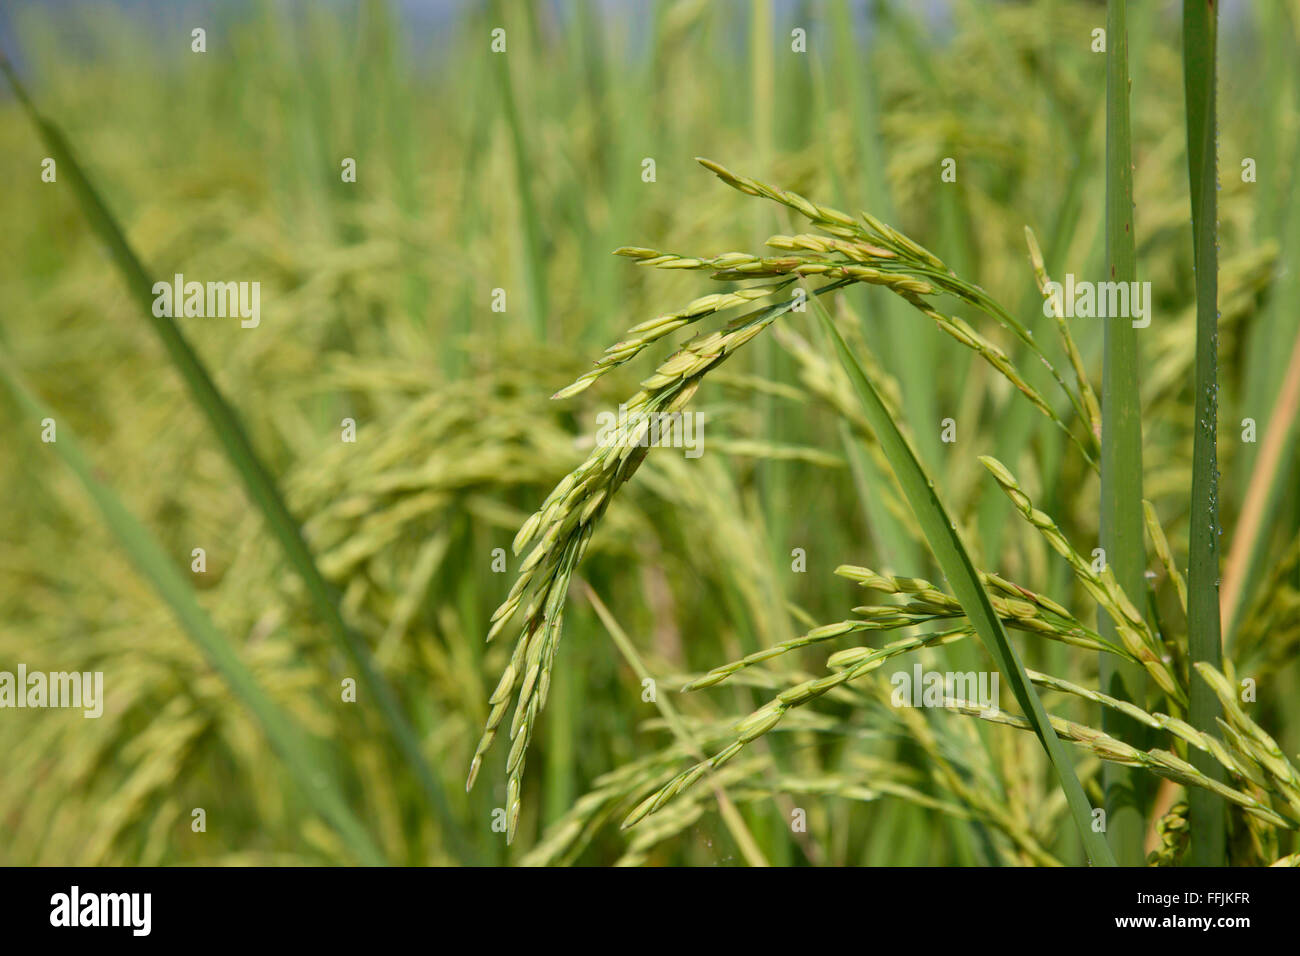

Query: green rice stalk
490 0 547 337
1182 0 1227 865
1102 0 1151 865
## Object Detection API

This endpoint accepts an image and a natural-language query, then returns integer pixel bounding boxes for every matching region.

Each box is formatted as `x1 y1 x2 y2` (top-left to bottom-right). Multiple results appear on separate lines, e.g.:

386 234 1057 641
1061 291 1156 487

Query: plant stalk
1101 0 1151 866
1183 0 1227 866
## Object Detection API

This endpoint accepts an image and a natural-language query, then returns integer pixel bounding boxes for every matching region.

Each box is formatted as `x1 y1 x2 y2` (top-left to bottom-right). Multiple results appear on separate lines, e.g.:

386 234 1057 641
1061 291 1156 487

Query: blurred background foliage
0 0 1297 865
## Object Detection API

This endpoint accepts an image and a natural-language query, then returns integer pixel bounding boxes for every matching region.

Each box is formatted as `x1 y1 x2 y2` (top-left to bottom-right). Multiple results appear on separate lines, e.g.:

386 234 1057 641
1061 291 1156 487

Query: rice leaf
1101 0 1151 864
810 296 1117 867
1182 0 1227 866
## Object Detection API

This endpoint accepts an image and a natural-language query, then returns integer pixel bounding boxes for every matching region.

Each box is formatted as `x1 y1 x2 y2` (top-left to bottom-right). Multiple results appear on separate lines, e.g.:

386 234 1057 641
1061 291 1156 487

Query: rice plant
470 153 1299 865
1 0 1297 868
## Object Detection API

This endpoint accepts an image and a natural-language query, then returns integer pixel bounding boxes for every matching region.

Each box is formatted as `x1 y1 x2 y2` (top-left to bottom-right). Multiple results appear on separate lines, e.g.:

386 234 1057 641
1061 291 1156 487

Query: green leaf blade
812 299 1116 867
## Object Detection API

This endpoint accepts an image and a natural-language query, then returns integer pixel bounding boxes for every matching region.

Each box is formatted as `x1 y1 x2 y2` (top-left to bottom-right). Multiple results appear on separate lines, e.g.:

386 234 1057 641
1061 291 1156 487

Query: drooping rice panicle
978 455 1183 703
700 157 1099 458
575 162 1102 472
621 627 972 829
836 565 1123 654
1024 225 1103 439
1147 801 1190 865
1021 669 1261 792
468 280 851 840
939 699 1295 829
552 275 793 399
1195 663 1300 818
681 621 970 692
471 157 1294 861
679 560 1133 694
1143 499 1189 615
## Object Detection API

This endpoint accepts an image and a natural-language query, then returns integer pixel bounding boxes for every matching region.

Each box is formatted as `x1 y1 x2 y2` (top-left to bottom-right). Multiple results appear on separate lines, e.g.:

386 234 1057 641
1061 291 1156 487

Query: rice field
0 0 1298 867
